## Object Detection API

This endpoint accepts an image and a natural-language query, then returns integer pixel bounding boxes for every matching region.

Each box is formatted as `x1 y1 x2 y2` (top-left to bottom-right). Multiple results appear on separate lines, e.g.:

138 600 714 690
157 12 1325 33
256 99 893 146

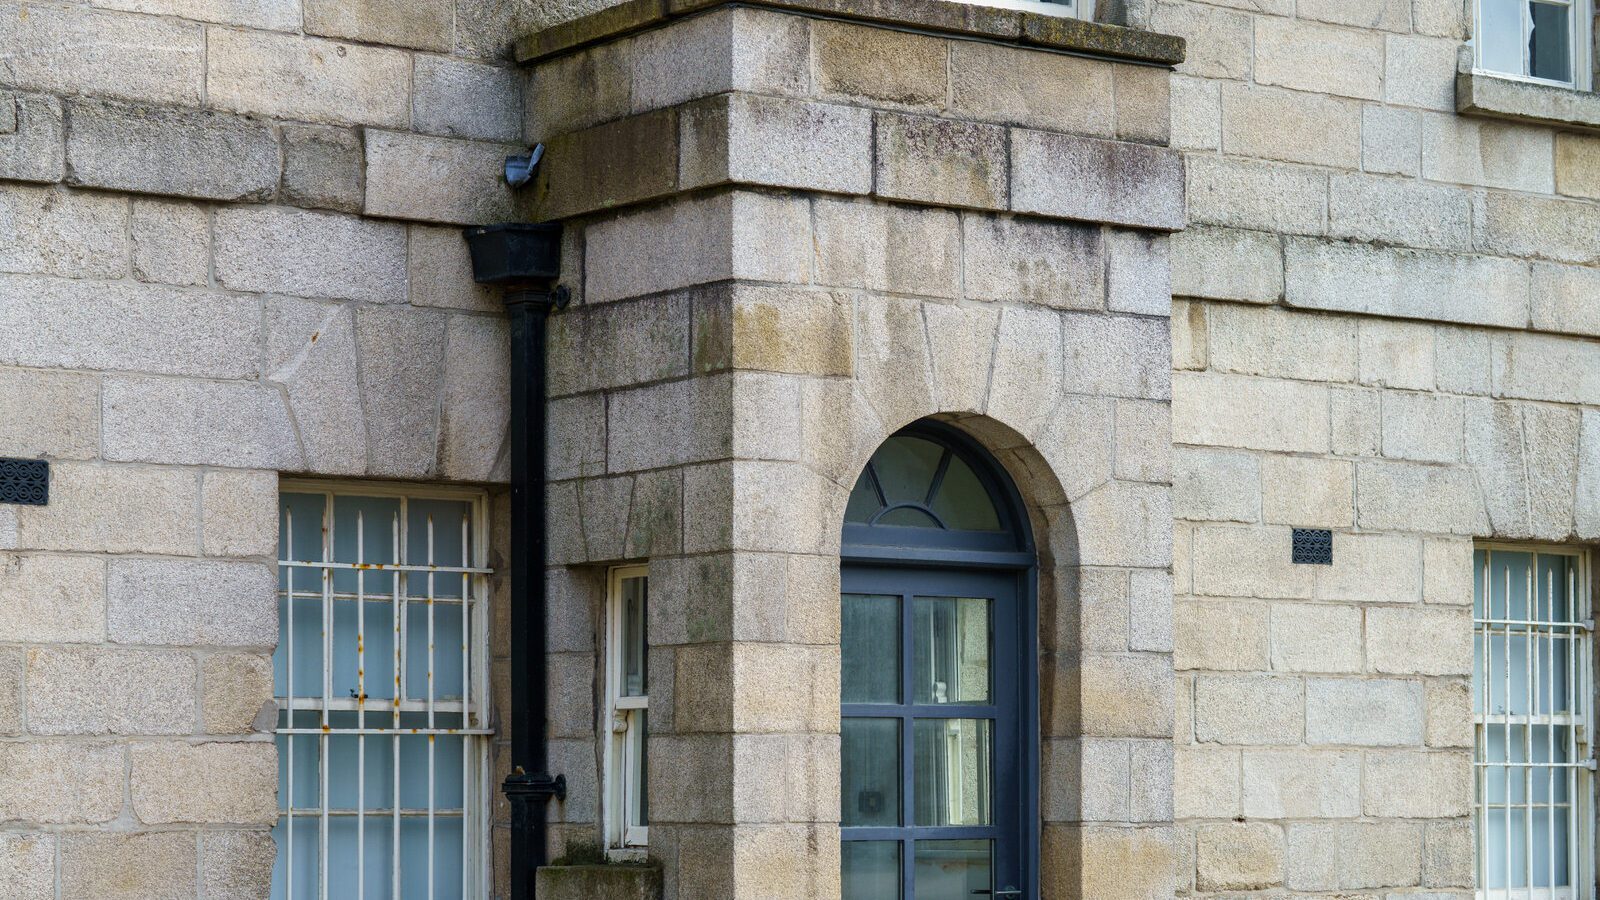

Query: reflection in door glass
842 841 901 900
913 719 992 827
913 840 992 900
914 597 991 704
843 594 900 704
843 718 901 828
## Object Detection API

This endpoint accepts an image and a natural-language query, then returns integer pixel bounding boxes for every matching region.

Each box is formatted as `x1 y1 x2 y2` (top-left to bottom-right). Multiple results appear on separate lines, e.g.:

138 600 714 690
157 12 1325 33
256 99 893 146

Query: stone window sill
1457 71 1600 133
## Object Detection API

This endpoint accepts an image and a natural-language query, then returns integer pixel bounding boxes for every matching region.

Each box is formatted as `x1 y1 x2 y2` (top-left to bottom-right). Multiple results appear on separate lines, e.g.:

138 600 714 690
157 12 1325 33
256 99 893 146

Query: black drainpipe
463 222 567 900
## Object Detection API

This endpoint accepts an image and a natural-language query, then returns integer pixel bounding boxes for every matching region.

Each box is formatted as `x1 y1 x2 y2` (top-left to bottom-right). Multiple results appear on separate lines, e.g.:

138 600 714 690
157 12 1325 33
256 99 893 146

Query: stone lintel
516 0 1185 68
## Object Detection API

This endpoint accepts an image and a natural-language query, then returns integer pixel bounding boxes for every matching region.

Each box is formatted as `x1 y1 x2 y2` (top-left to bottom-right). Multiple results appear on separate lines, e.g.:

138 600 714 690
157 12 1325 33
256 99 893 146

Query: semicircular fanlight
844 435 1004 532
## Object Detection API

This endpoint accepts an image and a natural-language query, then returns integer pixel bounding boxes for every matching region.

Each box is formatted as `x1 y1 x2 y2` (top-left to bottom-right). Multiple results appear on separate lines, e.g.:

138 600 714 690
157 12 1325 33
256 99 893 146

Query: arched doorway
840 420 1039 900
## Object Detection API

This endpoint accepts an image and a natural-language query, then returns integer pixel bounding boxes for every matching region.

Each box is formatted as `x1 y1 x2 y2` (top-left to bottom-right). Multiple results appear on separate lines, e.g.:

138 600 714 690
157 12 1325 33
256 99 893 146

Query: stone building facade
0 0 1594 898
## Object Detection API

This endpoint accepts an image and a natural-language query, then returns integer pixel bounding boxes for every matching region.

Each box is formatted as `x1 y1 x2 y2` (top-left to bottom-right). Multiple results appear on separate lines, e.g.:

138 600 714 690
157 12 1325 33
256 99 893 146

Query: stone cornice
516 0 1184 68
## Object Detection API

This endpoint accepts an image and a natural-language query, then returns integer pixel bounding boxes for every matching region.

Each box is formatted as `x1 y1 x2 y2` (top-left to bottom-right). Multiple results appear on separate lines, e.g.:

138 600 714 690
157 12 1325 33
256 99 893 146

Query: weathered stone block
1062 313 1171 400
104 376 301 469
355 305 449 478
201 469 277 559
264 299 367 477
1356 460 1488 534
1423 819 1474 888
1043 824 1176 900
1220 82 1363 168
92 0 299 28
1364 750 1472 817
1243 749 1360 818
1172 299 1206 370
1422 115 1552 192
1269 602 1360 673
1011 127 1184 230
1363 104 1421 176
202 653 273 734
963 214 1103 309
1285 238 1530 329
1173 372 1328 453
1106 229 1169 315
60 832 196 900
1305 677 1423 746
66 97 277 201
1191 524 1316 599
0 554 104 644
1476 189 1600 265
1331 386 1381 456
1174 600 1268 671
1329 173 1472 250
1298 0 1409 30
0 740 123 823
0 2 203 105
305 0 452 50
108 558 275 647
1254 16 1382 99
365 130 516 225
281 124 364 213
536 864 664 900
0 833 52 900
1170 226 1282 303
27 647 196 735
208 27 411 127
1171 75 1220 152
1425 677 1472 749
1382 392 1465 463
875 111 1007 210
8 462 199 556
414 55 522 142
680 94 872 195
813 199 959 298
1115 399 1170 483
0 184 128 279
816 20 947 110
1358 318 1435 390
1208 304 1355 382
131 741 277 824
131 198 209 286
0 367 98 460
608 378 731 473
1077 652 1174 738
1385 34 1460 110
201 831 278 900
410 225 501 312
695 284 854 377
1173 448 1259 523
439 315 511 481
215 206 407 303
0 92 64 184
1150 1 1251 79
1186 154 1327 236
1175 747 1239 819
1367 606 1472 676
1071 481 1172 568
1260 455 1352 528
1317 531 1423 604
950 40 1116 135
626 7 811 114
1196 822 1283 891
1193 674 1302 745
1338 822 1423 889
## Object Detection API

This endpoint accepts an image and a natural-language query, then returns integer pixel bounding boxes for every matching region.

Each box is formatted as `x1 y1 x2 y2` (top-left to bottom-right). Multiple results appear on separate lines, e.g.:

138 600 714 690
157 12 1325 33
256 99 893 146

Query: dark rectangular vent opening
0 458 48 506
1291 528 1332 565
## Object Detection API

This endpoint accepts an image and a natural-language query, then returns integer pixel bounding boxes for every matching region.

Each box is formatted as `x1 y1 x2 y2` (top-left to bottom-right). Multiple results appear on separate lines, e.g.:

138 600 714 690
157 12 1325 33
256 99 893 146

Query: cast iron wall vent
0 458 47 505
1291 528 1332 565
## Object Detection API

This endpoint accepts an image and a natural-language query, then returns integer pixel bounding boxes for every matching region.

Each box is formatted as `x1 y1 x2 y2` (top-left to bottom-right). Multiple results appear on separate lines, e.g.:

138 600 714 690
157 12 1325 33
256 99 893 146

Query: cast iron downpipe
463 222 567 900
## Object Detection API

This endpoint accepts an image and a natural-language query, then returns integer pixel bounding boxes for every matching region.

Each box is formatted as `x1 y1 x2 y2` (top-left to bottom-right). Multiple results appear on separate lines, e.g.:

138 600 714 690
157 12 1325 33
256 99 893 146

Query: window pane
842 841 900 900
845 475 880 524
913 840 991 900
929 455 1001 532
621 576 648 696
842 718 900 827
1529 1 1572 81
913 719 991 827
1479 0 1526 75
873 437 945 506
914 597 991 705
843 594 900 704
631 709 649 827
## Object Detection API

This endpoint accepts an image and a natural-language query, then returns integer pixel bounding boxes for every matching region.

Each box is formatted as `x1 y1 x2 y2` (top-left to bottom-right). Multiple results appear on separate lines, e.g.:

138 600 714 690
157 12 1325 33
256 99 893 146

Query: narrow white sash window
604 566 650 853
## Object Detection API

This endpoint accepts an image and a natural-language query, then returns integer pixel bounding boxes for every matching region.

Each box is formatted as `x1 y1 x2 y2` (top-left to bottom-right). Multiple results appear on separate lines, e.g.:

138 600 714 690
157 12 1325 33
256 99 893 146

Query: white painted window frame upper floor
1473 0 1595 90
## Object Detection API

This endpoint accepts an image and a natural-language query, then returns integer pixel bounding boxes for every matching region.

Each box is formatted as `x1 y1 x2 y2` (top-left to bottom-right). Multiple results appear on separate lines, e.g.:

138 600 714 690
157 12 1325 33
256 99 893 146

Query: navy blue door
841 564 1025 900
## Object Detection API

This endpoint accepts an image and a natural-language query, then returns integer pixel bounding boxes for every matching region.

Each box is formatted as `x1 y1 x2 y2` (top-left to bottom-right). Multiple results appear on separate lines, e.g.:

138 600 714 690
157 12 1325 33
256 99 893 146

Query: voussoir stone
66 97 278 201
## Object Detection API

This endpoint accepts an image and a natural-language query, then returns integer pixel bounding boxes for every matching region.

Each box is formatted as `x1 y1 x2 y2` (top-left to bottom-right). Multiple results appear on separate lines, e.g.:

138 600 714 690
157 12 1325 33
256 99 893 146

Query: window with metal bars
273 482 492 900
604 565 649 853
1474 544 1594 899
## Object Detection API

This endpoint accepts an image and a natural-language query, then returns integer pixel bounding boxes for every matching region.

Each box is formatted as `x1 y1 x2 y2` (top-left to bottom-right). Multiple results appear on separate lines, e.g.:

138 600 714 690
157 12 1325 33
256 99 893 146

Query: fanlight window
845 436 1005 533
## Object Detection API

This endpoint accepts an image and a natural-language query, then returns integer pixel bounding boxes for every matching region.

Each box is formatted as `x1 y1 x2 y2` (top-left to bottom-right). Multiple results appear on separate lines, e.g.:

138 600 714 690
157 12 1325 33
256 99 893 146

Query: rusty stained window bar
274 482 493 900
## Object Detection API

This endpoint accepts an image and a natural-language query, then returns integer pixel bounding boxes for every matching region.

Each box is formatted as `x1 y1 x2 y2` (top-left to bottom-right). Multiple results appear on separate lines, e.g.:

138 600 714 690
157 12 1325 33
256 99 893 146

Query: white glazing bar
286 505 296 900
1526 558 1534 895
392 509 403 900
1505 560 1513 898
322 493 334 900
427 513 437 900
358 510 368 900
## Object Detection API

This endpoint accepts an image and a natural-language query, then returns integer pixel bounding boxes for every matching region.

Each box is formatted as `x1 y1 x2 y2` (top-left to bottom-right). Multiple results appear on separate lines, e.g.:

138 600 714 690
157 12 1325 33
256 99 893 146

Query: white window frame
976 0 1096 20
1473 0 1594 90
275 479 493 900
1474 542 1595 900
604 565 650 855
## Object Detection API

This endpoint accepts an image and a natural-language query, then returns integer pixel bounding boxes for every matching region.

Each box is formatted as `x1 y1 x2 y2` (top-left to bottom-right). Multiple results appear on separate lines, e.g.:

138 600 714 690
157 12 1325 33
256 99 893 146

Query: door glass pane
842 841 900 900
842 718 901 827
874 437 945 506
843 594 900 704
913 719 992 827
1529 1 1572 81
1479 0 1525 75
914 597 991 705
913 840 992 900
